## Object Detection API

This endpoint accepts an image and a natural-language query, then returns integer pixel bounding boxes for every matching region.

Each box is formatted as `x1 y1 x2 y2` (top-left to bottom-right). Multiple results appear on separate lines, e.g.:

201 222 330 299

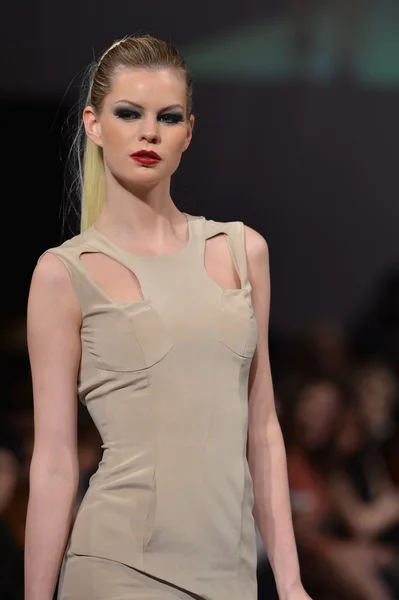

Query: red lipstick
131 150 161 165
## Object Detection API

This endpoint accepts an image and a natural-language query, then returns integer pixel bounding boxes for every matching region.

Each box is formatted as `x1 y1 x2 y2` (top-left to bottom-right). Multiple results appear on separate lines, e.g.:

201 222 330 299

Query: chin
116 172 163 192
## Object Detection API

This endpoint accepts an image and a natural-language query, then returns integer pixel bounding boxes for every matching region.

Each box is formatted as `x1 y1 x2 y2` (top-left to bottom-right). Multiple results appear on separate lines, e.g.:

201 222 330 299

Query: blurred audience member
0 422 24 600
3 410 34 551
285 374 399 600
352 360 399 486
327 363 399 550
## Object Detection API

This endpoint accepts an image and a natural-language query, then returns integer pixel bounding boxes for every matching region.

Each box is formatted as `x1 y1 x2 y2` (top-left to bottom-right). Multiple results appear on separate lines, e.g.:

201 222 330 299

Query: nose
138 116 160 144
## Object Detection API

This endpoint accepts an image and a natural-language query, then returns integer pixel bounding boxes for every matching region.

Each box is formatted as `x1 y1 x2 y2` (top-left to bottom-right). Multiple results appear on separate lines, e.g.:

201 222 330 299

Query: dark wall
2 1 399 335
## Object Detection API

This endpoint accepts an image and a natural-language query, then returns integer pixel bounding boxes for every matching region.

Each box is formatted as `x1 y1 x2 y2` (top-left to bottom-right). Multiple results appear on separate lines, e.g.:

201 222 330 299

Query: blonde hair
69 35 193 233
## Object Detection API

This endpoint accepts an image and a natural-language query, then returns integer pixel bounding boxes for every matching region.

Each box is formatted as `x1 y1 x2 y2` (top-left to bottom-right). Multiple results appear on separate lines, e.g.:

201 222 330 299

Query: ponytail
80 137 106 232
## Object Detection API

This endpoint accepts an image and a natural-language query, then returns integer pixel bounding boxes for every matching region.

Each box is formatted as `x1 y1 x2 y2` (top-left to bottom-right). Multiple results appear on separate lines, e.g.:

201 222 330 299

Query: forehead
107 67 186 106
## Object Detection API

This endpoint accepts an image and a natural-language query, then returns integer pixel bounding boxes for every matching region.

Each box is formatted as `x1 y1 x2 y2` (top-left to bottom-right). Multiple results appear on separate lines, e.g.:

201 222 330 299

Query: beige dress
44 213 259 600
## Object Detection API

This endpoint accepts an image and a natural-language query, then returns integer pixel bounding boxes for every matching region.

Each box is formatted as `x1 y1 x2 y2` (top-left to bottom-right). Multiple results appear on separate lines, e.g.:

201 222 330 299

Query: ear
83 105 103 148
182 114 195 152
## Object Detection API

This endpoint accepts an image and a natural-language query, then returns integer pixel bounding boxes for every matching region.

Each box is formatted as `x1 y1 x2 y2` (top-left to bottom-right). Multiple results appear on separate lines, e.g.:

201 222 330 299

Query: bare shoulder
28 251 81 325
32 251 71 287
243 224 269 268
30 229 88 290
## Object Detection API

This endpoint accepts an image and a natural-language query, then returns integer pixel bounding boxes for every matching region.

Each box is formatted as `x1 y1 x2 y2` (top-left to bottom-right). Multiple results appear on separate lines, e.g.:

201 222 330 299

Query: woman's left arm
244 225 311 600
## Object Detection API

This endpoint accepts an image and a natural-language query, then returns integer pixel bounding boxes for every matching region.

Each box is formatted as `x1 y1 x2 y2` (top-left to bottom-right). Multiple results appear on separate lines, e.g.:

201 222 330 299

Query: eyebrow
115 99 184 112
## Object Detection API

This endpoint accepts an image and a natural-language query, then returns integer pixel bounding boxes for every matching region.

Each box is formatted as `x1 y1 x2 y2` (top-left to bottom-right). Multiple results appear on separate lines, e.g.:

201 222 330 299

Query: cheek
167 126 189 151
102 121 133 154
159 130 187 172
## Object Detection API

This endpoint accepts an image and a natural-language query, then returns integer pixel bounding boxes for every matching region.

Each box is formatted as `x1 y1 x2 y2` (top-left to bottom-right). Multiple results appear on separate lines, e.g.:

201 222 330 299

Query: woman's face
84 67 194 189
295 381 342 450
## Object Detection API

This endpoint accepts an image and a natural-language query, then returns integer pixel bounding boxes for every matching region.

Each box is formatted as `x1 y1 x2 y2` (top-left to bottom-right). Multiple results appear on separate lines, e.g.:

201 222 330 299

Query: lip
131 150 161 160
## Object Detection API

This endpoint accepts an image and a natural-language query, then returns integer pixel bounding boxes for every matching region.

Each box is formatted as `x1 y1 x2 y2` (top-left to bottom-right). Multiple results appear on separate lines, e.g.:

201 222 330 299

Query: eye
114 108 140 120
159 113 184 124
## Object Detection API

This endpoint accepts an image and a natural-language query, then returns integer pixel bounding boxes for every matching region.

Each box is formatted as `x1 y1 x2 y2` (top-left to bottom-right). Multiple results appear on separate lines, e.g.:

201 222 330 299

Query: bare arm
245 226 309 600
25 252 82 600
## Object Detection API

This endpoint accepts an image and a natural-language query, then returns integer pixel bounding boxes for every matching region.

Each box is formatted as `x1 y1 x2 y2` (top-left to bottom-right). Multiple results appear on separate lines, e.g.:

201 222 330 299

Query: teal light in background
181 19 295 83
181 4 399 87
356 6 399 85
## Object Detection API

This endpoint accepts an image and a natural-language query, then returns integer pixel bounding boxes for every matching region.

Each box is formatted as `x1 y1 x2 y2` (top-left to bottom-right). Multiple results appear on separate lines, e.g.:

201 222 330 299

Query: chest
77 228 258 373
80 232 242 303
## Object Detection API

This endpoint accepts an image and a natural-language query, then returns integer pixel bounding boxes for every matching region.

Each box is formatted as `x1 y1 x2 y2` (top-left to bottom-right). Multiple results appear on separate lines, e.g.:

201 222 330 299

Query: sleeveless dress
44 213 259 600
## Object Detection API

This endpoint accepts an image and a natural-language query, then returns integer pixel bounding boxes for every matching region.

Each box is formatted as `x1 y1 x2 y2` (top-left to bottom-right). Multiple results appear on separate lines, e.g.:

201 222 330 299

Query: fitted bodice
43 213 258 600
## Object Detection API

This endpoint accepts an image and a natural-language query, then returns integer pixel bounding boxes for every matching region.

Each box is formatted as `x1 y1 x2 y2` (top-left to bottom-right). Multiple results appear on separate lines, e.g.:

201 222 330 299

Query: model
24 34 312 600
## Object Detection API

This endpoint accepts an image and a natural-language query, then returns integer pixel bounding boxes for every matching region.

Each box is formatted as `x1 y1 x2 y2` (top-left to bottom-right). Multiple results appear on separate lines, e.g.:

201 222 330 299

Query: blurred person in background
24 34 312 600
352 360 399 486
0 422 24 600
327 362 399 552
3 409 35 552
285 373 399 600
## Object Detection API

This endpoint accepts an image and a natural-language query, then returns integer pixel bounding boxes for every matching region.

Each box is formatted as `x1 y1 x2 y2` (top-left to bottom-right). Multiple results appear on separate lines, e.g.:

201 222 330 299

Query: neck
95 173 185 245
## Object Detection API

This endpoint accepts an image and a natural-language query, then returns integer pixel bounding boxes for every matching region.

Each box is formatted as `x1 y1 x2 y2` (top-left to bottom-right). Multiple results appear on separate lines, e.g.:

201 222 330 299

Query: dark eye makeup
113 107 184 124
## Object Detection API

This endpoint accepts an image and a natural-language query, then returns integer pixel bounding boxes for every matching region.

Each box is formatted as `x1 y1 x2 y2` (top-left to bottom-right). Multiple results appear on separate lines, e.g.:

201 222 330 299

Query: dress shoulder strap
204 218 250 288
36 231 101 314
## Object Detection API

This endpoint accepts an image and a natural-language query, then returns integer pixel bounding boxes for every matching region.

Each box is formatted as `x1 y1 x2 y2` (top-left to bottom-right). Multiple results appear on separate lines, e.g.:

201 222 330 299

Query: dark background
2 0 399 333
1 2 399 600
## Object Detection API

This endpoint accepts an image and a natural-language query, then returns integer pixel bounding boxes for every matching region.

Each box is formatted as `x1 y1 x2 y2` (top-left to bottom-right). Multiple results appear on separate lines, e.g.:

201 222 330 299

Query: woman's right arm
24 252 82 600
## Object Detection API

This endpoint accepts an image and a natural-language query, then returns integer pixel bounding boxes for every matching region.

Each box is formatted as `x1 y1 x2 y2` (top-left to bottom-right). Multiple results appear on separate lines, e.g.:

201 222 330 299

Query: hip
57 551 203 600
